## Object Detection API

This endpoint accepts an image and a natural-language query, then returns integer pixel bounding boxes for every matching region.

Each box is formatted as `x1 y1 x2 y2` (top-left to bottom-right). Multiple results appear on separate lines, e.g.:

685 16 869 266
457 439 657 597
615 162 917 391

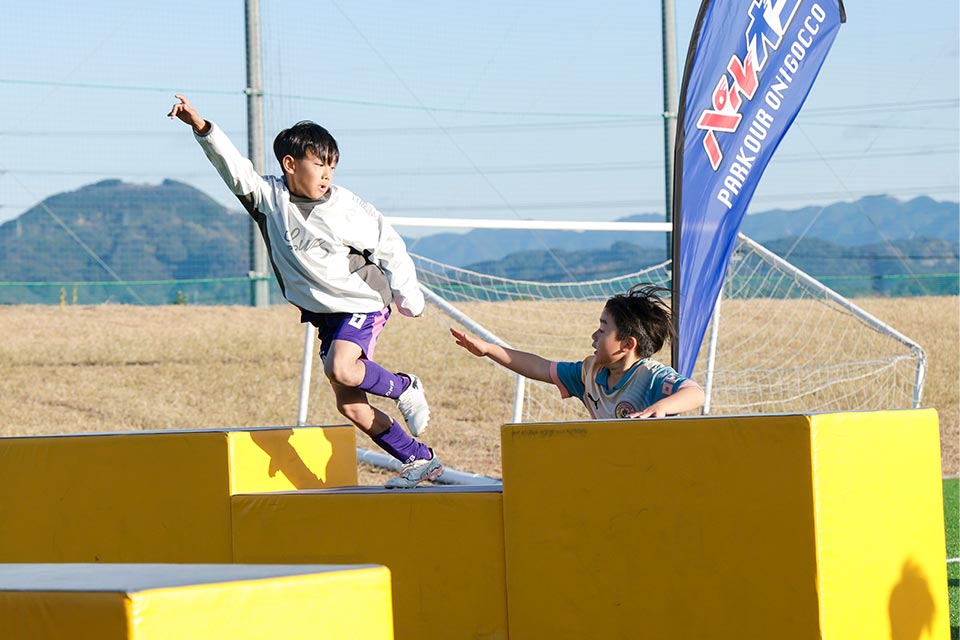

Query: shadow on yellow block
0 563 392 640
500 409 949 640
0 425 356 562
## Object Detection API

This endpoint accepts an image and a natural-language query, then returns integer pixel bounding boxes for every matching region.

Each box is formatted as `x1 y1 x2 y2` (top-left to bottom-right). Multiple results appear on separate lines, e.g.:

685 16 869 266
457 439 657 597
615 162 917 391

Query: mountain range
0 180 956 299
406 195 959 267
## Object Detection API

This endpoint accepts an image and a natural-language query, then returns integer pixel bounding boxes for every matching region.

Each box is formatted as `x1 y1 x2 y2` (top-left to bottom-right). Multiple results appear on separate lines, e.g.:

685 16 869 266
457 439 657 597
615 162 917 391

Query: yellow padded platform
0 425 356 562
0 563 392 640
500 409 949 640
232 485 508 640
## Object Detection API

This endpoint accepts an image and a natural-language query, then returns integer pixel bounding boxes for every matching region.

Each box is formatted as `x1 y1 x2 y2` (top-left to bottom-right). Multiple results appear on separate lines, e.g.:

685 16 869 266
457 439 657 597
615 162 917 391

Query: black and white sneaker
396 373 430 436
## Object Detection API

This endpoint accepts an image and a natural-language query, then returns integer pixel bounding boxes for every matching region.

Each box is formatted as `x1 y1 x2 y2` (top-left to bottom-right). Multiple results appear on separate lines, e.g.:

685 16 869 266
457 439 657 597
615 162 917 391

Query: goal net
411 233 926 422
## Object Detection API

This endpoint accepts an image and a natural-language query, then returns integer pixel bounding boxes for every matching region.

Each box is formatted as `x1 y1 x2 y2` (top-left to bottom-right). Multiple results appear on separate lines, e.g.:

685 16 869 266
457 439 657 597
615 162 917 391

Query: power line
0 77 638 119
798 121 958 133
1 99 954 140
4 145 956 178
2 76 956 121
0 78 238 97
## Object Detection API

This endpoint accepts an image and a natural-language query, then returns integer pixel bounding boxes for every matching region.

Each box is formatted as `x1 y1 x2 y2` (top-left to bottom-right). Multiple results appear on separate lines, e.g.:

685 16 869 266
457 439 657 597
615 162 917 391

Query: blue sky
0 1 957 229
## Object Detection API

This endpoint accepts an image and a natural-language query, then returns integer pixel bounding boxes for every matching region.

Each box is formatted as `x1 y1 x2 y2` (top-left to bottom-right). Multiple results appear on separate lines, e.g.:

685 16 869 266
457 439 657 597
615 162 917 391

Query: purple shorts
302 307 391 361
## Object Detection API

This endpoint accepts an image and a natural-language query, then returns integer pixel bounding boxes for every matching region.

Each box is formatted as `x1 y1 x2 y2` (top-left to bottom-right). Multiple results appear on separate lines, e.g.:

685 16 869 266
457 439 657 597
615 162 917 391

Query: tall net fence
1 3 955 306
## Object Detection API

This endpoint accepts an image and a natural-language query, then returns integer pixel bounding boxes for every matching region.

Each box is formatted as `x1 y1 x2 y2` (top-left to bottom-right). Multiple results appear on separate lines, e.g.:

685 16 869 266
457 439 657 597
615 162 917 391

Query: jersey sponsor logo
284 226 330 254
615 401 637 419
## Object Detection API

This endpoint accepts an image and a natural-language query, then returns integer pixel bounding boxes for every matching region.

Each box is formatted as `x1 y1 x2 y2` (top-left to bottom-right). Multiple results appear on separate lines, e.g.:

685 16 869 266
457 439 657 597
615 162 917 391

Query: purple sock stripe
372 420 430 464
359 360 407 399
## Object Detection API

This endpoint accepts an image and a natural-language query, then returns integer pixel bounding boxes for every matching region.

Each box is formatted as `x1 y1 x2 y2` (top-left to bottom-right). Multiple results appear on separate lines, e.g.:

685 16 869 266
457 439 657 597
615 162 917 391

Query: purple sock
359 361 410 399
372 420 430 464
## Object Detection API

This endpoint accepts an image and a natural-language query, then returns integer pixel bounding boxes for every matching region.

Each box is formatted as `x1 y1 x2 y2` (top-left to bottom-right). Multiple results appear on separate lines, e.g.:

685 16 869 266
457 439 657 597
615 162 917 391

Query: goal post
730 233 926 408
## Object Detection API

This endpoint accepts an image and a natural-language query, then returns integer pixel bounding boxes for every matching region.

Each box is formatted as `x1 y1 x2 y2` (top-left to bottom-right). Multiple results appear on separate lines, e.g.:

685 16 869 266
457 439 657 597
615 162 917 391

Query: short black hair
273 121 339 166
604 283 675 358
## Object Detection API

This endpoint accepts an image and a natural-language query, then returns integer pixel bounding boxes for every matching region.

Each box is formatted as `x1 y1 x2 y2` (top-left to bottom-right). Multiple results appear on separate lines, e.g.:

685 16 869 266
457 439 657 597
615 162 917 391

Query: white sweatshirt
195 122 425 317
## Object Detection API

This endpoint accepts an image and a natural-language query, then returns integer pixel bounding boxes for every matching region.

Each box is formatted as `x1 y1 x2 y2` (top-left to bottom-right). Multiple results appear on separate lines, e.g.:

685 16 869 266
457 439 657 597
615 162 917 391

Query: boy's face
591 308 630 366
282 149 336 200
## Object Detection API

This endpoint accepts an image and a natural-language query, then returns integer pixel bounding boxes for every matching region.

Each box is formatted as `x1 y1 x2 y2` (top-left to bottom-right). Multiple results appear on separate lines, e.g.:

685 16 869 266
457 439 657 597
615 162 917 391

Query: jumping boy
168 95 442 488
451 284 705 419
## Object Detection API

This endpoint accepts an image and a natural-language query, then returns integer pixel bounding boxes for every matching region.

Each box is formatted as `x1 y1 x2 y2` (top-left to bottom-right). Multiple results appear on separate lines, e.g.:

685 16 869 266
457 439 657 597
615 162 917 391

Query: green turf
945 477 958 638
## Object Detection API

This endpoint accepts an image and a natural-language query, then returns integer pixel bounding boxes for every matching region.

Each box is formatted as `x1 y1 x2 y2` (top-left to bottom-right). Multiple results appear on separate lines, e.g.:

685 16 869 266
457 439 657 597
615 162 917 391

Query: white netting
414 254 672 423
412 233 925 421
698 234 925 415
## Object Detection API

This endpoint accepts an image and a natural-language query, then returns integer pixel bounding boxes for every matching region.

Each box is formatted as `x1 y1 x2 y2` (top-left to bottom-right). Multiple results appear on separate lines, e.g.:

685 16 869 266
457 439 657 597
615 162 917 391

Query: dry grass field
0 297 956 484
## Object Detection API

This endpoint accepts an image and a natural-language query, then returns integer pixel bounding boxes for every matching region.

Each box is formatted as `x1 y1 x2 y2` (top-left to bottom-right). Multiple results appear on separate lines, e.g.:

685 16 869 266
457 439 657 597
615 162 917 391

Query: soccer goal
694 233 925 414
296 219 925 428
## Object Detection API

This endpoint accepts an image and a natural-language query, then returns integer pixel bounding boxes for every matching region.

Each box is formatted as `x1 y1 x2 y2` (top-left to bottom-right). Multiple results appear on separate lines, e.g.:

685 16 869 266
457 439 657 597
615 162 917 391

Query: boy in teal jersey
452 284 704 419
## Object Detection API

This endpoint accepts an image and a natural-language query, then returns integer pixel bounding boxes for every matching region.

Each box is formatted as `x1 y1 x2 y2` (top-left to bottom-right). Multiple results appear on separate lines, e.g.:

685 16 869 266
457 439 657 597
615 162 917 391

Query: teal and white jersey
549 356 690 419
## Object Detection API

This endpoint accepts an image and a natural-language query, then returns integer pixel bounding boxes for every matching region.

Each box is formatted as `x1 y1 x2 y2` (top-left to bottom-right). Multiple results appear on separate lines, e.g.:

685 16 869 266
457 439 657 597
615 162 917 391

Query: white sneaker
396 373 430 436
384 450 444 489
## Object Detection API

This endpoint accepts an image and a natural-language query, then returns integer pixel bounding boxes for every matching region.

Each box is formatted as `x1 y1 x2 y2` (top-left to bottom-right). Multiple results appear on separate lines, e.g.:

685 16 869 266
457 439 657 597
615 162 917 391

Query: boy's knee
336 401 370 428
324 357 362 387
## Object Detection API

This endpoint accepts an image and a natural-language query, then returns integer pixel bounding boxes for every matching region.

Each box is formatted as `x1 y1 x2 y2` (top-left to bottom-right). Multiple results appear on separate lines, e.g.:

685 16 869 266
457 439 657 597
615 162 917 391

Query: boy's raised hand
167 95 208 134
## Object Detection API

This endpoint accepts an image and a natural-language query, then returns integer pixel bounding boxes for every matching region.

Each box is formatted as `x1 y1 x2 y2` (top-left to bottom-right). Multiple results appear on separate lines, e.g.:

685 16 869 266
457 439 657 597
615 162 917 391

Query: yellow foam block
0 563 393 640
0 425 356 562
500 409 949 640
811 410 950 639
232 485 508 640
227 425 357 493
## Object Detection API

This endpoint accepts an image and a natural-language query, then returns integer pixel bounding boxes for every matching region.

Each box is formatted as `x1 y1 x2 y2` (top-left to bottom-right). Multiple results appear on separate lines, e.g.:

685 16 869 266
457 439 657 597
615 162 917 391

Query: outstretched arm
167 95 210 135
167 94 269 212
450 328 553 383
626 381 705 418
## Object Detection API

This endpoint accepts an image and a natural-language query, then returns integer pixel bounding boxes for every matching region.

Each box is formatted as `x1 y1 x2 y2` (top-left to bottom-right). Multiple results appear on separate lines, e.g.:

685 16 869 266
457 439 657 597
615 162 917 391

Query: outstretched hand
167 94 208 134
450 327 489 357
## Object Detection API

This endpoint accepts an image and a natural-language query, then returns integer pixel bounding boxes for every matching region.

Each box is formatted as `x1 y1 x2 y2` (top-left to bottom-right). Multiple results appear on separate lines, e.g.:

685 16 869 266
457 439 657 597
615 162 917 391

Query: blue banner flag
671 0 845 376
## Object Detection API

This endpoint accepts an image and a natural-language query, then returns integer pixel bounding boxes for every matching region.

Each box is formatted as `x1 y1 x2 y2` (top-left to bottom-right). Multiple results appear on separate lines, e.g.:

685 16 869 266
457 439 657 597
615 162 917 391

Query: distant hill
0 179 248 283
404 214 667 267
0 182 955 300
739 195 959 247
466 241 668 282
470 234 958 295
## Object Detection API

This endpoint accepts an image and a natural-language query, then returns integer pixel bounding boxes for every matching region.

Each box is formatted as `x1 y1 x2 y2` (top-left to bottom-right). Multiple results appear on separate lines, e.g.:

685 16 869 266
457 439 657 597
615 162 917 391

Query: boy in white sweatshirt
169 95 441 488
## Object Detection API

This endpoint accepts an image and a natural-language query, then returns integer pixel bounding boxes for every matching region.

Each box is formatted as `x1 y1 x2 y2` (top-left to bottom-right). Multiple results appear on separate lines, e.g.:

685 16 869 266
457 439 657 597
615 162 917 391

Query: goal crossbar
386 217 672 232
